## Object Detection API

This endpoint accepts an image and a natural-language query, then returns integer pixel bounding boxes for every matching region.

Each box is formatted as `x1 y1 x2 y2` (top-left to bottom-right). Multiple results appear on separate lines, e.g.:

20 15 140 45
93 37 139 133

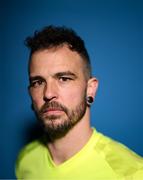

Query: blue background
1 0 143 178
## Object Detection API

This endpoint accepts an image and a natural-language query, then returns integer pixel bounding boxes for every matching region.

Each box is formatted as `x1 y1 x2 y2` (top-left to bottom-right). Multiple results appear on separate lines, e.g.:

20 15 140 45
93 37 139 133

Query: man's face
29 45 90 140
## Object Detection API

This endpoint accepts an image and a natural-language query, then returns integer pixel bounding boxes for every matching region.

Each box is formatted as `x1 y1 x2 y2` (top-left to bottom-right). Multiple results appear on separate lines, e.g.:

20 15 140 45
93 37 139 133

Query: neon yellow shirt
16 128 143 179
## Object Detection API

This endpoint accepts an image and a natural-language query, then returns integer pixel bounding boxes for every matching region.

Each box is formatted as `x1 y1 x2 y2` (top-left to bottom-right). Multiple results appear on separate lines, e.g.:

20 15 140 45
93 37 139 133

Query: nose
43 80 58 102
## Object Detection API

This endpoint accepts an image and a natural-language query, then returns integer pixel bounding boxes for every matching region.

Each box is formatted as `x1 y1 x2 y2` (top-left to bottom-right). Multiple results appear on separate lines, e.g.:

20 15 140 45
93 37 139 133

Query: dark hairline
25 25 92 80
28 44 92 81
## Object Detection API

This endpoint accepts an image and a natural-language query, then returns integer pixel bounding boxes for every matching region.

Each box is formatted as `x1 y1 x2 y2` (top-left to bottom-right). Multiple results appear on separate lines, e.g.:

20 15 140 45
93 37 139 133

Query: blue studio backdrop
1 0 143 178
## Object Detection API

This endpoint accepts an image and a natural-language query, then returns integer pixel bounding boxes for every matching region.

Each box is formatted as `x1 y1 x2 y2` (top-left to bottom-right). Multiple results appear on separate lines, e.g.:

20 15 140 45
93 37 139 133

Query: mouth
42 108 64 115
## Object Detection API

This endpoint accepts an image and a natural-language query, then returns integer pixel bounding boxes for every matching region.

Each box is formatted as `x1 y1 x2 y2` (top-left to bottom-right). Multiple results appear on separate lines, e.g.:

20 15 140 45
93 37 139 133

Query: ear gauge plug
87 96 94 106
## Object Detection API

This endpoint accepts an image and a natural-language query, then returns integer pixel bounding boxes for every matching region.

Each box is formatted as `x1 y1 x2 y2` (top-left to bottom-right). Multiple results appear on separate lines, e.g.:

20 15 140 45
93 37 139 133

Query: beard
35 94 87 142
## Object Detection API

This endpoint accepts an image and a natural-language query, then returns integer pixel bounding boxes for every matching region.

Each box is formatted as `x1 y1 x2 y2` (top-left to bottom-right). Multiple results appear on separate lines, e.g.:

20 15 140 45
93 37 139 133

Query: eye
30 79 44 88
59 76 72 82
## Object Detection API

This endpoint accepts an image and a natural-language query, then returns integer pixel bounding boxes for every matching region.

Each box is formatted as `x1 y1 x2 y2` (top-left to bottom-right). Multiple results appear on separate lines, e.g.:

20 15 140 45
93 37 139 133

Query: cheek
63 86 86 105
30 91 44 109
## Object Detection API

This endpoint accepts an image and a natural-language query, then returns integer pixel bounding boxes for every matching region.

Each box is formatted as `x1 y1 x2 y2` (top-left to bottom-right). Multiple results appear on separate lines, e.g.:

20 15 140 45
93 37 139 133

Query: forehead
29 46 84 76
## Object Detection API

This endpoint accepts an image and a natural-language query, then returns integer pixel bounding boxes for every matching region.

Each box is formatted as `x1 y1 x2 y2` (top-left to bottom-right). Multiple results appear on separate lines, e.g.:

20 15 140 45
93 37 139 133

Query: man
16 25 143 179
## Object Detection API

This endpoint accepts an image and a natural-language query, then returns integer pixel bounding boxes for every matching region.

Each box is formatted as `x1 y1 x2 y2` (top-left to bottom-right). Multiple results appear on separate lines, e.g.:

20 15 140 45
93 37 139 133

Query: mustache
39 101 68 114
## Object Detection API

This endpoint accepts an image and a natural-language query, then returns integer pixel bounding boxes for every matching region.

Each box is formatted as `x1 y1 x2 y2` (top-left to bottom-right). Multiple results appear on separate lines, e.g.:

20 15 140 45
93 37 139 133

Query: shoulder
95 130 143 178
16 140 42 162
15 139 46 175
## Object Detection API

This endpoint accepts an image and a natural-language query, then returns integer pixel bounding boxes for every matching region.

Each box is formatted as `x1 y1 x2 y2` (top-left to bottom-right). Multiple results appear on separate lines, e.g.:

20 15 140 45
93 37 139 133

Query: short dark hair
25 25 92 79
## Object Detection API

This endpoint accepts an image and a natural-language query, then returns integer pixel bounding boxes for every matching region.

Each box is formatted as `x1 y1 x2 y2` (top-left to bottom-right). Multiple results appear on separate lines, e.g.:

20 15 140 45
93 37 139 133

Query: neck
47 109 92 165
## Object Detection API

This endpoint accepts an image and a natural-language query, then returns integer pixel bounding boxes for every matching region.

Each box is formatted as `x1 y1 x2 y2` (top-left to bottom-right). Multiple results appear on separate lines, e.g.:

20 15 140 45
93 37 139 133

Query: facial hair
35 94 87 142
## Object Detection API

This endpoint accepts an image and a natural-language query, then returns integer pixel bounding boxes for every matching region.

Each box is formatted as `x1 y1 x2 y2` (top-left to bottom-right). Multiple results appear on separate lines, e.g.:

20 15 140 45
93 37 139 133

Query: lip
43 108 64 115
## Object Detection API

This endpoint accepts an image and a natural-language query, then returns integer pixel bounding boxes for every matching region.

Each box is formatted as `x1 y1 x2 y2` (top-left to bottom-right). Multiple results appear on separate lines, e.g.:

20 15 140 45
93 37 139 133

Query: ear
28 85 32 97
86 77 98 99
27 86 34 110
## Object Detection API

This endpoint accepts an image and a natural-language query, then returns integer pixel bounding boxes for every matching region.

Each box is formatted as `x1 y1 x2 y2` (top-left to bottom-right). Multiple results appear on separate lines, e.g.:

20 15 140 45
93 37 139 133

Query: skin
29 45 98 165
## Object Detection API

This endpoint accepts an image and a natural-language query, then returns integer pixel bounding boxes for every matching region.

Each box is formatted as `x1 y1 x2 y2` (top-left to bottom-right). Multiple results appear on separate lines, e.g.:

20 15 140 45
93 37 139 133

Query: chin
41 118 77 142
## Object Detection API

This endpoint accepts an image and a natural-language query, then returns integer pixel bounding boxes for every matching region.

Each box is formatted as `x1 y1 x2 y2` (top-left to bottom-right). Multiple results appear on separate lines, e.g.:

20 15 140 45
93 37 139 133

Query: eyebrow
29 76 44 82
29 71 77 82
54 71 77 78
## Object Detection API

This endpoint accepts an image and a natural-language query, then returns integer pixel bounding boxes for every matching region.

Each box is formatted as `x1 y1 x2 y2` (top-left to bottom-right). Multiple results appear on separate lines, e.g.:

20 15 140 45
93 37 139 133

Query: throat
47 126 93 165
